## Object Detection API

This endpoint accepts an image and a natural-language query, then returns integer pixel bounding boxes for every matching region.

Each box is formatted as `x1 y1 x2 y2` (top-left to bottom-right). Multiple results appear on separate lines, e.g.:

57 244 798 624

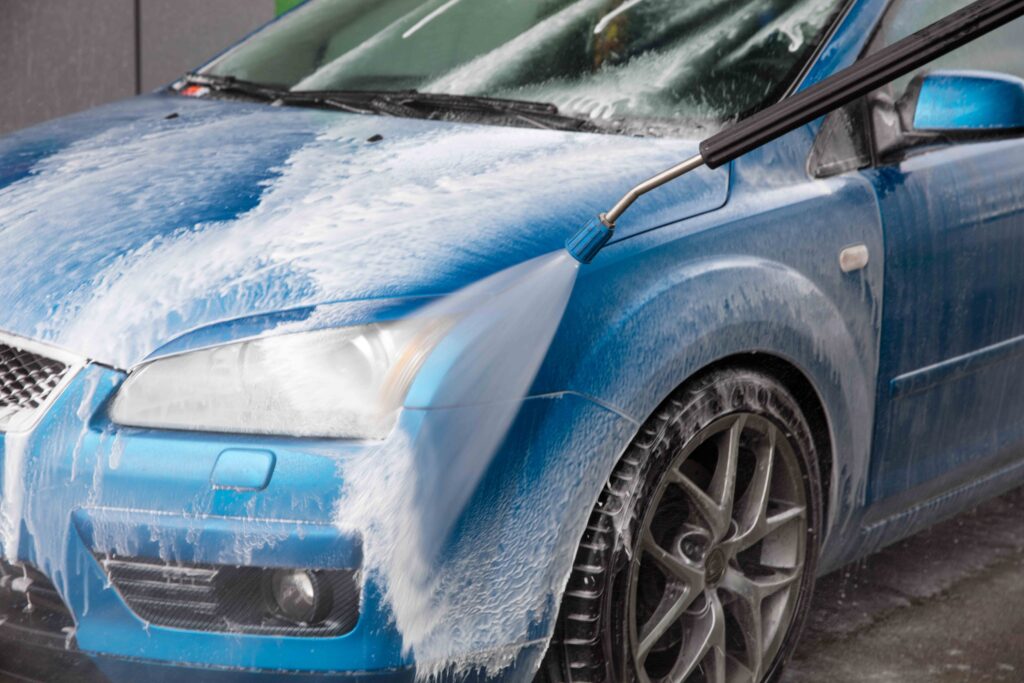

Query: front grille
0 561 77 649
100 555 361 637
0 338 71 431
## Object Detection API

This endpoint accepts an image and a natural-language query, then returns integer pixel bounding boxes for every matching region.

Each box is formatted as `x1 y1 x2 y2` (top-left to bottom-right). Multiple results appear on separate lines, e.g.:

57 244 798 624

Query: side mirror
901 69 1024 134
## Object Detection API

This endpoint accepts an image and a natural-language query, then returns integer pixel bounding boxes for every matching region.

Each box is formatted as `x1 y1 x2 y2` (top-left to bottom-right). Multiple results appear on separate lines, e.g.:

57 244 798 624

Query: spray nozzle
565 153 704 265
566 215 615 264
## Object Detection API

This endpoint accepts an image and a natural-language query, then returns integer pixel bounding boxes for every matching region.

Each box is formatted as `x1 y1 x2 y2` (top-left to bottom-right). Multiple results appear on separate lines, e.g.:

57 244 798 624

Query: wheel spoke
664 592 727 682
726 565 800 600
719 564 802 679
642 529 706 587
752 567 802 598
730 501 805 555
720 568 764 679
759 568 804 669
725 654 758 683
636 582 694 662
711 415 746 523
669 416 747 542
668 469 730 540
763 505 806 539
704 638 728 683
732 424 776 548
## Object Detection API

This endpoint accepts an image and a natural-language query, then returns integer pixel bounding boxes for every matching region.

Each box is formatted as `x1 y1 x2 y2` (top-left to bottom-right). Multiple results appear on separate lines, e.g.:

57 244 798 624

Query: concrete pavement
783 486 1024 683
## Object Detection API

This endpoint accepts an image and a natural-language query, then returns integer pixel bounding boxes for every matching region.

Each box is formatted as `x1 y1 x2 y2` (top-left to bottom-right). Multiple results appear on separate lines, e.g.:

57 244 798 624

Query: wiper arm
179 73 378 116
180 72 288 102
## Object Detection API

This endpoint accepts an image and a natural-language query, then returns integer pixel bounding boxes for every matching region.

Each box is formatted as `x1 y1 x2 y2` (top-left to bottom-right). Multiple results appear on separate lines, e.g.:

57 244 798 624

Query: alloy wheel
627 413 808 683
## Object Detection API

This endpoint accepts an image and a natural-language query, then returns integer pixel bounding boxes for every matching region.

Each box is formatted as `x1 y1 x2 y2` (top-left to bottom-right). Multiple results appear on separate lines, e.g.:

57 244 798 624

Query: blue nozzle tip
566 216 614 264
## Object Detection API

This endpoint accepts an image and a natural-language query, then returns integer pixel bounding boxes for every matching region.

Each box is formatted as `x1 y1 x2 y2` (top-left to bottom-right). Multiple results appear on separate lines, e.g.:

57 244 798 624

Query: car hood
0 94 728 368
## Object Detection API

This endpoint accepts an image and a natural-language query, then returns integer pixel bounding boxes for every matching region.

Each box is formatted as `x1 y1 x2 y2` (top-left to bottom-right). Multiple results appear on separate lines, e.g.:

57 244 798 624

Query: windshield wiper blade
179 76 602 132
289 89 601 132
381 90 600 131
276 89 393 115
391 91 559 116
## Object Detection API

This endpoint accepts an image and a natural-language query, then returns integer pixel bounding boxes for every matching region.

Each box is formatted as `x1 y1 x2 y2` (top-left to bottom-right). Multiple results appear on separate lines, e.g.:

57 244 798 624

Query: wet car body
2 0 1024 680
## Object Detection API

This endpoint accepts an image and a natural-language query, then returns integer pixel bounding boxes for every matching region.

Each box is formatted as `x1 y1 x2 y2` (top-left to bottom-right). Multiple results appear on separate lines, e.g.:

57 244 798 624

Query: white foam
335 251 582 678
0 430 30 559
0 108 690 369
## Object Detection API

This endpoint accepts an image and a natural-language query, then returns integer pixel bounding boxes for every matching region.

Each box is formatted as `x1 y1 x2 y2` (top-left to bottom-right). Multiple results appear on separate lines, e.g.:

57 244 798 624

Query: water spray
567 0 1024 264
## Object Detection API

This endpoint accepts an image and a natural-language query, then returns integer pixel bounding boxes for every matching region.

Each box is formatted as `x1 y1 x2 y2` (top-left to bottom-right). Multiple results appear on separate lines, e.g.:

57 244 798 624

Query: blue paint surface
1 0 1024 679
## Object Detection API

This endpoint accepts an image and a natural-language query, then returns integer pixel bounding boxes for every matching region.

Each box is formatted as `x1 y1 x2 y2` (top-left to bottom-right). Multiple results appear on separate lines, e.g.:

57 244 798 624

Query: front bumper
0 363 636 681
0 637 415 683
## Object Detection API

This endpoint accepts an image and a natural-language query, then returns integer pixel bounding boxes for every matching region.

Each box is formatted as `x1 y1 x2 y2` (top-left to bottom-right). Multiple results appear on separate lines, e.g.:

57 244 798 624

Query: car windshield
200 0 845 135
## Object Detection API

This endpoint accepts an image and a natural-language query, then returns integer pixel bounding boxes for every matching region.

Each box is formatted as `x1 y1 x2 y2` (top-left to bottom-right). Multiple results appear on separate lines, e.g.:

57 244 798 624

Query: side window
868 0 1024 101
810 1 1024 177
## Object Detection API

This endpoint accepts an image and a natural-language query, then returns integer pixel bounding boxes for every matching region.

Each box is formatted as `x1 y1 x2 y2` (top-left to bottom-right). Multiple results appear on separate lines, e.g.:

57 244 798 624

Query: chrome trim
604 153 706 225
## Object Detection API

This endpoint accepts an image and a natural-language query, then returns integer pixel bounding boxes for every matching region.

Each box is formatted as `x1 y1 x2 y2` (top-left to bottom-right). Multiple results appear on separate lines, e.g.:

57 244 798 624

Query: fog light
270 569 332 624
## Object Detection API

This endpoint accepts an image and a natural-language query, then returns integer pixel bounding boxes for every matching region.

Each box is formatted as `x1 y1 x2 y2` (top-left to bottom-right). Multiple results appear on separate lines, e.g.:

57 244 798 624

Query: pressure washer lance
567 0 1024 264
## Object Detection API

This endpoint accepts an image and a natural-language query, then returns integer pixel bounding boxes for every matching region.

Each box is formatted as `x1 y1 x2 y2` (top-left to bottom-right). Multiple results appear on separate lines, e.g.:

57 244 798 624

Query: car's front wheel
540 367 823 683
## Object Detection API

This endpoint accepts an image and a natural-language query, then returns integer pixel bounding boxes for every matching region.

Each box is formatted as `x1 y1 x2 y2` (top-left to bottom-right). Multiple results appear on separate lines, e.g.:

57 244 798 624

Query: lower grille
100 555 361 637
0 560 76 649
0 642 106 683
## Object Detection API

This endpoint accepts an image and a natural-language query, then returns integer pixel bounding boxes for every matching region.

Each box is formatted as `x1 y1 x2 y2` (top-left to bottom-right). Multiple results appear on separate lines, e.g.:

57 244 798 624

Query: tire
539 367 823 683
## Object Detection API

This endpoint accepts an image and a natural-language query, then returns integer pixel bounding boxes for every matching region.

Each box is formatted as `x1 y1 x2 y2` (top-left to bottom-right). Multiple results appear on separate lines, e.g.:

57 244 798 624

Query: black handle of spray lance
566 0 1024 263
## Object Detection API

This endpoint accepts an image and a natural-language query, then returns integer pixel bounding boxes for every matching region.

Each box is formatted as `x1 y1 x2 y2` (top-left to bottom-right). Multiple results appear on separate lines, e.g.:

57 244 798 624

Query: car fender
543 241 877 570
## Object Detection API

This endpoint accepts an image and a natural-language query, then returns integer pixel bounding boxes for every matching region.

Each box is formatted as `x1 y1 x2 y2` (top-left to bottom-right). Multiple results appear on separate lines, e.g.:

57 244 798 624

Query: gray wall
0 0 276 136
138 0 275 91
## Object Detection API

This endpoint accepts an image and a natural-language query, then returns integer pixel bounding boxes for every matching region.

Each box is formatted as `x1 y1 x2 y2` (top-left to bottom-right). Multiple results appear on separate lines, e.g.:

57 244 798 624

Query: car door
858 0 1024 506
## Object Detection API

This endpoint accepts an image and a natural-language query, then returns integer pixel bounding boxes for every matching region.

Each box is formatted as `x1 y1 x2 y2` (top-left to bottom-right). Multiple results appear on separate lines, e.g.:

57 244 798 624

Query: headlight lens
109 322 445 439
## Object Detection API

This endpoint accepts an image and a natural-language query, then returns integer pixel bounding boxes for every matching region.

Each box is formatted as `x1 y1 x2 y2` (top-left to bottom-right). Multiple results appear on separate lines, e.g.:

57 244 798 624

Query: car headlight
108 321 447 439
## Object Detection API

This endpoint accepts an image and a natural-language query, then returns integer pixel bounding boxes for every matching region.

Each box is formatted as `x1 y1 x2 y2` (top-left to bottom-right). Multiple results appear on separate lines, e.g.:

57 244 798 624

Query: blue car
2 0 1023 681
